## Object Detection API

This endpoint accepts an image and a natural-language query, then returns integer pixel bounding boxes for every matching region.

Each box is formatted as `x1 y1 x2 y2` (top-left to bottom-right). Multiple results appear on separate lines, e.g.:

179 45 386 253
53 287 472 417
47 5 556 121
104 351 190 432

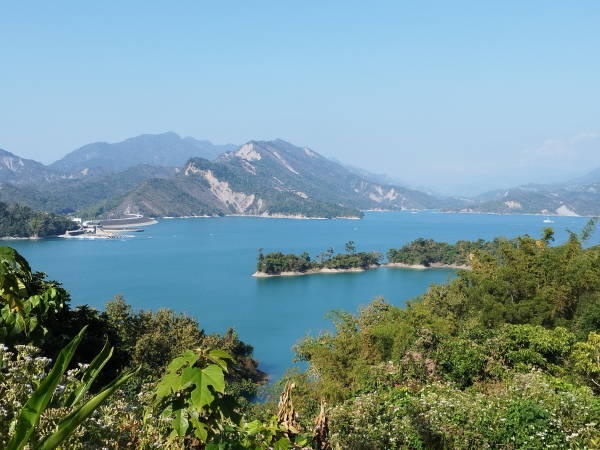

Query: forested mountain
0 136 464 219
110 157 363 218
212 140 440 211
107 177 225 218
107 140 443 218
50 132 238 172
6 134 600 218
0 165 176 214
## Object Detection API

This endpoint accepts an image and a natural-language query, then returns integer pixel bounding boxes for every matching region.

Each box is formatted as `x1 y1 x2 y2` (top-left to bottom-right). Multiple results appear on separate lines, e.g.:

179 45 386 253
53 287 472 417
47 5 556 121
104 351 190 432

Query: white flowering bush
0 344 181 449
328 372 600 449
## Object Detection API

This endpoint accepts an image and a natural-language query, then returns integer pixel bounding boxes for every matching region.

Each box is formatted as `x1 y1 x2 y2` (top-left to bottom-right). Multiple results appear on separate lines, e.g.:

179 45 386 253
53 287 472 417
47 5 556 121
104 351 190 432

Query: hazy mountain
0 165 176 215
0 149 65 184
50 132 238 172
564 166 600 185
111 139 443 218
183 137 238 161
443 170 600 216
328 157 410 187
2 136 447 219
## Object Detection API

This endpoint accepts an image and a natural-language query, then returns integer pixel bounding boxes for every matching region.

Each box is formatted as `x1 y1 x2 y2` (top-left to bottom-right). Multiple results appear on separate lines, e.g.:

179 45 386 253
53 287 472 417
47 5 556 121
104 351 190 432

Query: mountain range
2 132 600 219
442 174 600 216
0 133 443 219
101 139 442 218
49 132 238 172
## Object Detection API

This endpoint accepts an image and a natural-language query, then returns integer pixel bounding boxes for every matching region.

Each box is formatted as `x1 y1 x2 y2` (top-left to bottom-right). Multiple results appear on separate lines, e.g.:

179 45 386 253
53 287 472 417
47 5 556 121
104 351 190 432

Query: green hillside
0 165 176 215
0 202 77 237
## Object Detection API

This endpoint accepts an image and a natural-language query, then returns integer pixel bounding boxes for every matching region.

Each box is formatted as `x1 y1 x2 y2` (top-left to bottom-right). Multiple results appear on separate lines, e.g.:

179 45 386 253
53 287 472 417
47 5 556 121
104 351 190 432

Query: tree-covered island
254 241 384 276
387 236 502 267
255 237 503 276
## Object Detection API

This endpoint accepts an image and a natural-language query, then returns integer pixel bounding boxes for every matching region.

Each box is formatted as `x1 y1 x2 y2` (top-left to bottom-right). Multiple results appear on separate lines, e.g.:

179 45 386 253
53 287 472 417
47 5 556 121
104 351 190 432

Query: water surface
7 212 597 380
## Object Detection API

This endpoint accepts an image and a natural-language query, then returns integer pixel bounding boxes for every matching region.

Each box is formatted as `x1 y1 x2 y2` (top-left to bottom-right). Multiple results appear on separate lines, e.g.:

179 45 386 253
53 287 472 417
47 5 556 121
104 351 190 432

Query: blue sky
1 1 599 194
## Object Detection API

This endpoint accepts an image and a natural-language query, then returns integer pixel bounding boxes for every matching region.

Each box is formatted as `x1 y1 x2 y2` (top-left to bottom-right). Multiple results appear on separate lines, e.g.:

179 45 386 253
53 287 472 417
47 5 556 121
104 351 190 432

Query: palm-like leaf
34 366 140 450
6 327 87 450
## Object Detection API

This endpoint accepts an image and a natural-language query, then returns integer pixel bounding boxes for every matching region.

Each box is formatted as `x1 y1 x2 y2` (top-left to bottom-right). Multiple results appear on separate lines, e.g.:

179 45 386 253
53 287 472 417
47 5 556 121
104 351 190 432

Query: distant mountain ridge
328 157 411 188
565 167 600 186
2 136 444 219
107 139 443 219
50 132 238 172
0 149 65 185
443 166 600 216
327 156 464 204
6 131 600 218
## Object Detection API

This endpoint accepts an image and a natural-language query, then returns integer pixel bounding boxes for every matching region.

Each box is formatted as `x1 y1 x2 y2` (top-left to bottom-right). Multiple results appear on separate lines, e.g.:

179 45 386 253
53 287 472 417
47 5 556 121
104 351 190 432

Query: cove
6 211 598 382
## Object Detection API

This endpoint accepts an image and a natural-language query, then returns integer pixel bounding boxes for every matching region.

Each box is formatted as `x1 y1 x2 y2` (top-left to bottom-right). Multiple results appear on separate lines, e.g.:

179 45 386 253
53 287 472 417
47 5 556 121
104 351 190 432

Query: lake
6 211 598 381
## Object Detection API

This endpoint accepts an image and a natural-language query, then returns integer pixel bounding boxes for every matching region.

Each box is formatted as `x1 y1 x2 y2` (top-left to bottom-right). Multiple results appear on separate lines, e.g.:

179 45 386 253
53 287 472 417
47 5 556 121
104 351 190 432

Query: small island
253 237 503 276
253 241 384 277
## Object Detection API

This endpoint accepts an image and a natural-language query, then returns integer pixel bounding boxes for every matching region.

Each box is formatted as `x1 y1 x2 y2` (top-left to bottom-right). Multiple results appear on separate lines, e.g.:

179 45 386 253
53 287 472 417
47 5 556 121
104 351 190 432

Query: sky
1 1 599 195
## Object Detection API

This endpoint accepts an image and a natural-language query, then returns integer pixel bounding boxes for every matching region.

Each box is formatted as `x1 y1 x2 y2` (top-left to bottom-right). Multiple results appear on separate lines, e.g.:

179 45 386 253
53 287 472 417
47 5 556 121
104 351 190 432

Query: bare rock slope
113 139 442 218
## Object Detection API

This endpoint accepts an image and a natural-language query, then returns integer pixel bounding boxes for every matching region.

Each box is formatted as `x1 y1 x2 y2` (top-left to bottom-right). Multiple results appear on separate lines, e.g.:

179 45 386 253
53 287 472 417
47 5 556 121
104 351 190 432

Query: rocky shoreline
252 262 469 277
385 262 471 270
252 267 368 277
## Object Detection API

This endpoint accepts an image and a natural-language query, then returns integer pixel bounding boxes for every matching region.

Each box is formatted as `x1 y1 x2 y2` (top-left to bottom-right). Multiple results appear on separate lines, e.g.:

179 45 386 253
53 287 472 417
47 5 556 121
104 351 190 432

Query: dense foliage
280 220 600 448
0 165 176 216
387 237 501 266
256 242 383 274
0 202 77 238
4 218 600 448
0 246 289 449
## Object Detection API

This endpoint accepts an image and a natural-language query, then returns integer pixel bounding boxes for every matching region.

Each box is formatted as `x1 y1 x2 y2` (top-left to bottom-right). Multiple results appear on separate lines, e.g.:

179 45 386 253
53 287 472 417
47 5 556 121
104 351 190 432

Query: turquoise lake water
6 211 599 381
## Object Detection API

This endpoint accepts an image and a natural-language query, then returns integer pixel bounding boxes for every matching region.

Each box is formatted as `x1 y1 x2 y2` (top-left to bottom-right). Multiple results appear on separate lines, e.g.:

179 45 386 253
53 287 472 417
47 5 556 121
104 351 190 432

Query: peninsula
0 202 77 239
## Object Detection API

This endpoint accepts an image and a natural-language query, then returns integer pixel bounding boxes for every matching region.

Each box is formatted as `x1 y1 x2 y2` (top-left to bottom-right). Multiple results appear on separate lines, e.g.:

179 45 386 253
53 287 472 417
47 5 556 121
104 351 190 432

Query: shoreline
384 262 471 270
252 262 469 277
252 267 367 277
0 235 55 240
437 210 593 218
163 214 363 220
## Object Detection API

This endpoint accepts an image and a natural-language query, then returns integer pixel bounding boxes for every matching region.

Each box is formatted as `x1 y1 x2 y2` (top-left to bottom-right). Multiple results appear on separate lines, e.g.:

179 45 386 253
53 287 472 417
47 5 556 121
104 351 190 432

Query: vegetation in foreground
2 218 600 448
